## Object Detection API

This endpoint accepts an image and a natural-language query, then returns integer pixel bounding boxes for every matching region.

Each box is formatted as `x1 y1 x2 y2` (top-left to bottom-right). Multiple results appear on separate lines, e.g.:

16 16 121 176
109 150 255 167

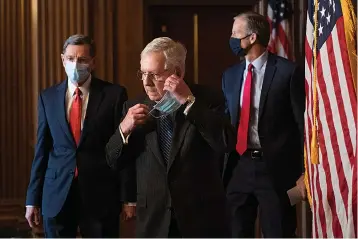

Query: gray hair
141 37 187 76
234 12 270 47
62 34 96 57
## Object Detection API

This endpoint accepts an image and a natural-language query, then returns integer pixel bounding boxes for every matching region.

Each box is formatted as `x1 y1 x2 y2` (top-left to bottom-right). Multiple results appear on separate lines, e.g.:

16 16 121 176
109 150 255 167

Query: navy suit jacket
25 77 131 218
222 53 305 191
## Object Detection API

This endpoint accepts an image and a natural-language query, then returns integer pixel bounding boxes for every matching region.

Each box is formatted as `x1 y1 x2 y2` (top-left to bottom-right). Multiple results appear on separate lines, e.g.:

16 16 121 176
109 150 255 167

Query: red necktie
69 88 82 177
236 63 253 155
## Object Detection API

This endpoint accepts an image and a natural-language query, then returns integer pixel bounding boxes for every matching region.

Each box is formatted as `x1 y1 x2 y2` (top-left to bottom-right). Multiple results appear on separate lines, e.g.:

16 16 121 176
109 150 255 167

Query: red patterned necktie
69 87 82 177
236 63 253 155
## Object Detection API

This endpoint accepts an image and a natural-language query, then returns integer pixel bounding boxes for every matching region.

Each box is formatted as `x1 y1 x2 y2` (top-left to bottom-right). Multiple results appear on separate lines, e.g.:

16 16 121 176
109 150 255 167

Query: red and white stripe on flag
304 0 357 237
267 0 293 60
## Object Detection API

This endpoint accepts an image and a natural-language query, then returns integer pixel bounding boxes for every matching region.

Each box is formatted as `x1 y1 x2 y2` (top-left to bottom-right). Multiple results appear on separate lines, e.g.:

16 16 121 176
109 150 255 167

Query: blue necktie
158 115 174 165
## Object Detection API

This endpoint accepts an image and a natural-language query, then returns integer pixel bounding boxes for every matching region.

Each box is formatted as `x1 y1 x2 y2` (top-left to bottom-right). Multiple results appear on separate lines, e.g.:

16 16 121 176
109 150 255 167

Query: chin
148 94 162 102
145 89 161 101
75 78 88 86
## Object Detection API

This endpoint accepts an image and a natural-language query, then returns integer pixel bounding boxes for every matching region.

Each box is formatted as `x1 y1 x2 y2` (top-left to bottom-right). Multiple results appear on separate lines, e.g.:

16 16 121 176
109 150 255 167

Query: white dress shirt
66 76 91 128
240 51 268 149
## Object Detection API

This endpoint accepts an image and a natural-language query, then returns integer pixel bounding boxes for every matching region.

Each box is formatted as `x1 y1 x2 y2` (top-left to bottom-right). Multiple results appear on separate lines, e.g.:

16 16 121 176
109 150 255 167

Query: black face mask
229 34 252 56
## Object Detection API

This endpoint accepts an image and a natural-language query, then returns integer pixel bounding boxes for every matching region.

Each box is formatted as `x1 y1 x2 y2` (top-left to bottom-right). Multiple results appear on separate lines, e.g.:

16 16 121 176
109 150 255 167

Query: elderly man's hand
122 204 136 221
120 104 150 137
163 74 192 104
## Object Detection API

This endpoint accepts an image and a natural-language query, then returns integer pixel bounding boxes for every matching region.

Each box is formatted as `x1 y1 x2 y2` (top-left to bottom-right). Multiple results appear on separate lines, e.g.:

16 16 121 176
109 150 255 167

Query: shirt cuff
119 126 131 145
183 99 196 116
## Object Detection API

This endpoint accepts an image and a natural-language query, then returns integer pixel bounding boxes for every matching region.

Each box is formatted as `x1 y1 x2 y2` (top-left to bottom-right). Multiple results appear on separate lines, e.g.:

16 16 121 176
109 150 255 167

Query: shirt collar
68 74 92 96
245 50 268 71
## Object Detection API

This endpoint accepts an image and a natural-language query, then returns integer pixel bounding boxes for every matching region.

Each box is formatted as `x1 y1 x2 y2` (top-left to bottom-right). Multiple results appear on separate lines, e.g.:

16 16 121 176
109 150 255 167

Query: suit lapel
146 127 166 168
144 99 190 170
56 80 76 144
79 78 103 145
143 97 167 168
168 108 190 170
259 54 277 120
231 63 246 127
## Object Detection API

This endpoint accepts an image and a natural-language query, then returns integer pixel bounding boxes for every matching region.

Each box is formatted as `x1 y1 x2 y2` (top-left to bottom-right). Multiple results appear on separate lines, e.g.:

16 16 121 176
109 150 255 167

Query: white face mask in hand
148 91 182 118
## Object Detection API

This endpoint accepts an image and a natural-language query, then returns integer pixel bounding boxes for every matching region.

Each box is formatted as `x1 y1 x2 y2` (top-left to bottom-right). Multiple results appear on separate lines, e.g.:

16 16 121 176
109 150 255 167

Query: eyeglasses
137 70 168 82
63 55 92 64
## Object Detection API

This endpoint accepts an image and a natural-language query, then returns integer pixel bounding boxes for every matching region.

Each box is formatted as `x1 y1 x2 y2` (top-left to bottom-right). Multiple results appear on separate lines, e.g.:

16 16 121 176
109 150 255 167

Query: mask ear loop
148 107 168 119
147 72 174 119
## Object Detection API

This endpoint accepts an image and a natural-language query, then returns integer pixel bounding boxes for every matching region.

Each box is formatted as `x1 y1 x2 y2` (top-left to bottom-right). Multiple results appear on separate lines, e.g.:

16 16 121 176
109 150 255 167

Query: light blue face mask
149 91 182 118
65 61 90 84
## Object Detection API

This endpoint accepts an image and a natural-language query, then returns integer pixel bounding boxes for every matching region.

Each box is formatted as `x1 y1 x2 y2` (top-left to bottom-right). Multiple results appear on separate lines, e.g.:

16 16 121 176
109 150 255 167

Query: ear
90 56 96 71
250 33 258 44
61 54 66 67
175 66 182 78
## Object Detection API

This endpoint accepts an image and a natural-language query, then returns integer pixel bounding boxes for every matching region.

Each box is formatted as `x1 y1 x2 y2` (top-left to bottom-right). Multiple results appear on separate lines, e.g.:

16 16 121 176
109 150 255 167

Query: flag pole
311 0 320 164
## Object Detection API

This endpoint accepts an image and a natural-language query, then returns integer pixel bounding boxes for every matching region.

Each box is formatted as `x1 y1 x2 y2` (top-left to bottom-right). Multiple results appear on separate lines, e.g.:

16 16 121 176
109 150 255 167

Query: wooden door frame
143 0 260 44
144 0 260 6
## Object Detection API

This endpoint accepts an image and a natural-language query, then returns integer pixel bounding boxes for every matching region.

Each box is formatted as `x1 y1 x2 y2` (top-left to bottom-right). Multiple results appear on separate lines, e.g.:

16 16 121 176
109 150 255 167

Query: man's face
140 52 172 101
61 44 95 72
232 17 254 51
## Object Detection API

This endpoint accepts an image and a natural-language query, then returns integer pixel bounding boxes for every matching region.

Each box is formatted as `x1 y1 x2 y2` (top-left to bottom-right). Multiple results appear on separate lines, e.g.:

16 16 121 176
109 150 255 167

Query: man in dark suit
222 12 306 237
106 37 235 237
25 34 133 237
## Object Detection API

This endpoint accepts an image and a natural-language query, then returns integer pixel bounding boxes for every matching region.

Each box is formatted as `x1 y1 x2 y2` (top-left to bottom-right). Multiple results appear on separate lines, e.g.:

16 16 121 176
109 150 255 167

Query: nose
143 77 154 86
142 73 149 81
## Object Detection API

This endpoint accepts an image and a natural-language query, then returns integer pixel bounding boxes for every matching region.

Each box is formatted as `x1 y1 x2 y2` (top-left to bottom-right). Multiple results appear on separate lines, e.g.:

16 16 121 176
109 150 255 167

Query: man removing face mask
105 37 236 238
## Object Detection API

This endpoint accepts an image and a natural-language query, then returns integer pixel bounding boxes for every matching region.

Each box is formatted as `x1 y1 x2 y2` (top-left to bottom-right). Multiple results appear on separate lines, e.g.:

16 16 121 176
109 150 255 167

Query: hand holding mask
120 104 150 136
149 72 192 118
163 73 192 104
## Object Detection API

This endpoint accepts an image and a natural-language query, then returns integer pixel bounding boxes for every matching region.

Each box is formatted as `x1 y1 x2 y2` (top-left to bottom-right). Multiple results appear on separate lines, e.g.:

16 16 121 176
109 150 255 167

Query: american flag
304 0 357 237
267 0 293 59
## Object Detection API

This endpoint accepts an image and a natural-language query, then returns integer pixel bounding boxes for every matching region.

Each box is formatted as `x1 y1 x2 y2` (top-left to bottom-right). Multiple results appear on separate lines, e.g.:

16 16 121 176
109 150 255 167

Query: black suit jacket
26 77 131 218
106 85 236 237
222 53 305 192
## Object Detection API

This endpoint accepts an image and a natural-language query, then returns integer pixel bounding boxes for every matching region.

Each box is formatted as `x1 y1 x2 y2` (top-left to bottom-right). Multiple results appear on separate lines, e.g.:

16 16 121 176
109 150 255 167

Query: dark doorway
146 6 251 89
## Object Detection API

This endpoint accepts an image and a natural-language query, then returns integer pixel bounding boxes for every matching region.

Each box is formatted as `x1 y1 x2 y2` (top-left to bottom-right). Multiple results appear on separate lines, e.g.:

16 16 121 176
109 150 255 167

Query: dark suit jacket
222 53 305 192
106 85 235 238
25 77 131 218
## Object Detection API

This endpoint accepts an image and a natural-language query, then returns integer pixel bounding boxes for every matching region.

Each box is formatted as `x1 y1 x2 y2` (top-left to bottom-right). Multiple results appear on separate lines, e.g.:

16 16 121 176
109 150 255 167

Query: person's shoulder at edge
223 58 246 75
39 78 66 96
90 77 127 91
222 52 299 75
268 52 298 70
187 83 225 107
123 93 151 109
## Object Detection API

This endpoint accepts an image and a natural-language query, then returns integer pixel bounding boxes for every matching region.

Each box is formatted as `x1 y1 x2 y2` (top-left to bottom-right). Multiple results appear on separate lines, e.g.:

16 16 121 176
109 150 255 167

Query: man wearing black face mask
229 34 253 56
222 12 306 237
